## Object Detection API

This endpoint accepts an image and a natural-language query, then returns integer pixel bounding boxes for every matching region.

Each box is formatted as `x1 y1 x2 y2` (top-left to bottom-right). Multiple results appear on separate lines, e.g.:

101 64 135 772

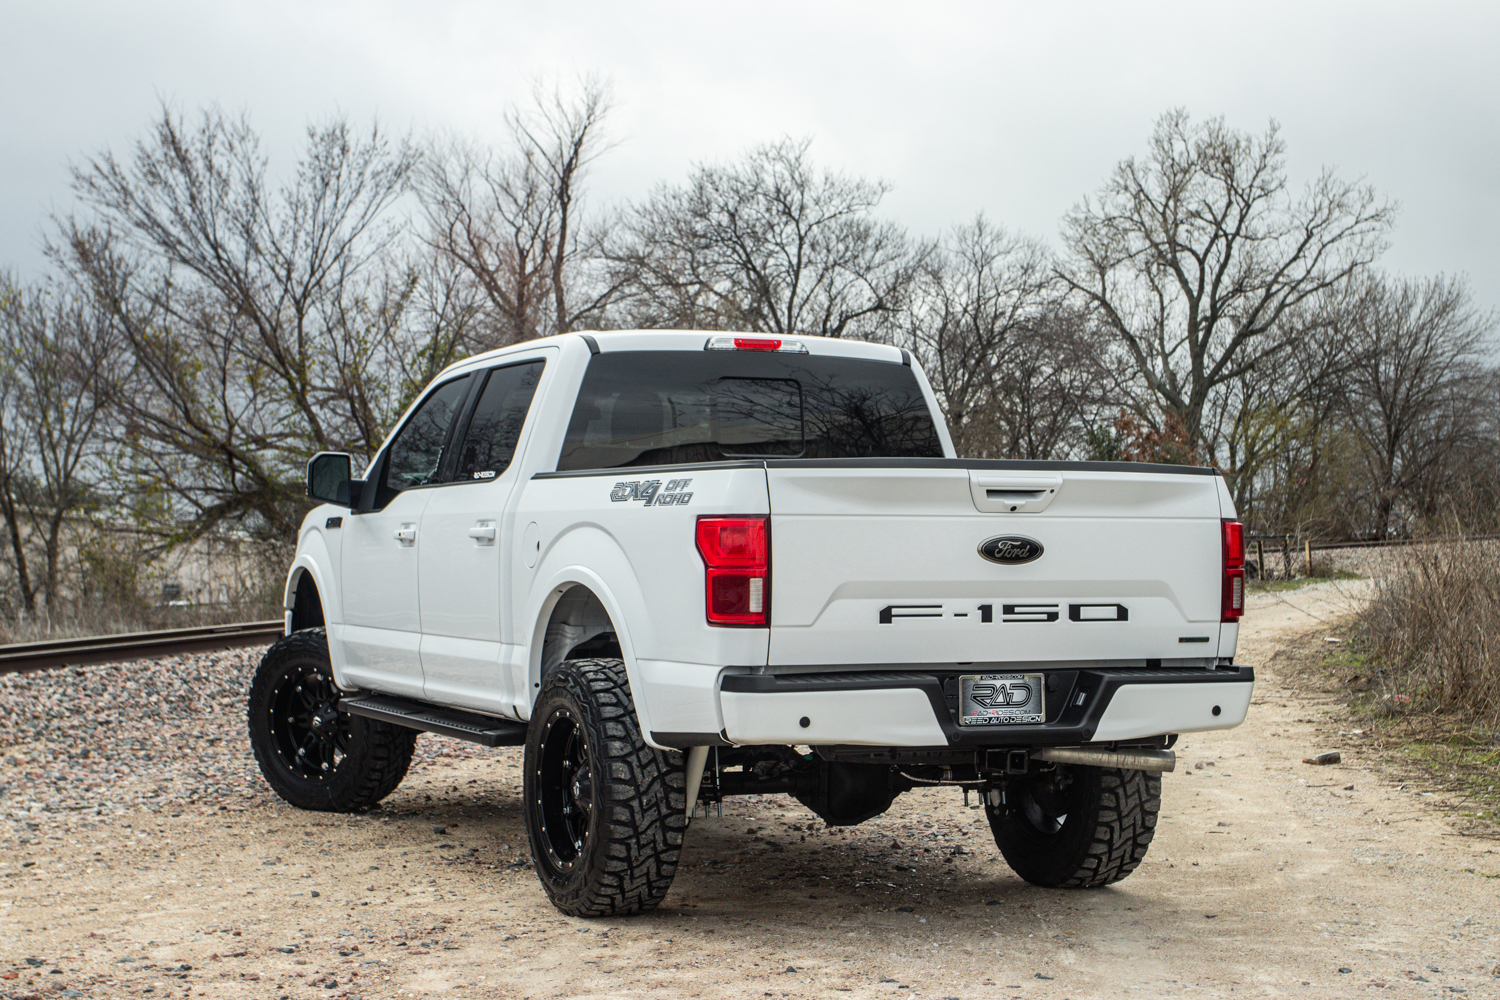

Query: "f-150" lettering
878 602 1129 624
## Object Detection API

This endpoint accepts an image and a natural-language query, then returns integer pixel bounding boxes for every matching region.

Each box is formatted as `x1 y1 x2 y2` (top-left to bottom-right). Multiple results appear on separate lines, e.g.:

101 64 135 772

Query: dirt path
3 582 1499 999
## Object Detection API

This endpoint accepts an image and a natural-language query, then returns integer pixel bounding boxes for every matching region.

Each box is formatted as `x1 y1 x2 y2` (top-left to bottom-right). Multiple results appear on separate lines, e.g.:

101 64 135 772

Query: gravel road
2 581 1498 999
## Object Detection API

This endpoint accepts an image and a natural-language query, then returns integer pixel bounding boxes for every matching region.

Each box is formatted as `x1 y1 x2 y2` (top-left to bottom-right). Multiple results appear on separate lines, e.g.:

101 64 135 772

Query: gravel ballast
0 649 480 825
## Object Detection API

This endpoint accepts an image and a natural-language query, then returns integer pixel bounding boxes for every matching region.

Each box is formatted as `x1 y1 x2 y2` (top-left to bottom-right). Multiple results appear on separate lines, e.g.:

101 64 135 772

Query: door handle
468 522 497 544
395 524 417 545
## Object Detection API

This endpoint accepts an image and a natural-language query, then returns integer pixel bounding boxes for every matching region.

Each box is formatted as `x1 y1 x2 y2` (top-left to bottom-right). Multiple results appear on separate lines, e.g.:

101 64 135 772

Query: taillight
695 516 770 626
1222 519 1245 622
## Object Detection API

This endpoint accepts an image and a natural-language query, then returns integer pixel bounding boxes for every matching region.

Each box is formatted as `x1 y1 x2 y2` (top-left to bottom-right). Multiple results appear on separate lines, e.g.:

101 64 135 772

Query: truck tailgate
765 463 1227 667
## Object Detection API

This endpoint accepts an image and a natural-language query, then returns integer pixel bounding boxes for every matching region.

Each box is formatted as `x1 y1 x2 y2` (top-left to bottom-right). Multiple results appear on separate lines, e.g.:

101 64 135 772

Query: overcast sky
4 0 1498 315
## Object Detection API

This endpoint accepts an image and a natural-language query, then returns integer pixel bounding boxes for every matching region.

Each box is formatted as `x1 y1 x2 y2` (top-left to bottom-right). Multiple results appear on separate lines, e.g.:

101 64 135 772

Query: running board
340 694 527 747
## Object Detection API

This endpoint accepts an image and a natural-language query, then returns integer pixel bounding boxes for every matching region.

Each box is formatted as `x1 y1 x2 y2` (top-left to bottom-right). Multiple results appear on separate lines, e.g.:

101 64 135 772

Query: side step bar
340 694 527 747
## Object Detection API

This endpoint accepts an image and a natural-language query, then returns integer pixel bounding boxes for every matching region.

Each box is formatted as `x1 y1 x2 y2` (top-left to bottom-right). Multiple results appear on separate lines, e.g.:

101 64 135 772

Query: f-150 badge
610 478 694 506
879 602 1128 623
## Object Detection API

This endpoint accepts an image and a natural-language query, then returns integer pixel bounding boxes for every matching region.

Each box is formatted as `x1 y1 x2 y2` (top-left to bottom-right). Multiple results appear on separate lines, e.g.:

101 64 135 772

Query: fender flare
284 528 349 684
523 563 656 741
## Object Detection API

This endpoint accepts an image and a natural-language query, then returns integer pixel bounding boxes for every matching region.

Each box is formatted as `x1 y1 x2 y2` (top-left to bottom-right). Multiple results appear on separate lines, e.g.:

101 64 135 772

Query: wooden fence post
1304 539 1312 577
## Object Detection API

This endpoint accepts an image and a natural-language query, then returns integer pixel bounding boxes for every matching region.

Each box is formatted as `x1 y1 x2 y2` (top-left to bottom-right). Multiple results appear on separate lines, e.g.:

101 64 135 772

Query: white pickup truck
247 330 1252 917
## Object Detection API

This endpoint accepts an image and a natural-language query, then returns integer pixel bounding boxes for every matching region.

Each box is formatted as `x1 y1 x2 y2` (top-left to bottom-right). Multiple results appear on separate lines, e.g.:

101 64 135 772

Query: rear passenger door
418 352 551 714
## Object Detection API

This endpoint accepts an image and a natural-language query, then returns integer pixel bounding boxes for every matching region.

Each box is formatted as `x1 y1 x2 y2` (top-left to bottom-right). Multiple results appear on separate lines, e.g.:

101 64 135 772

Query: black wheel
986 764 1159 888
247 628 417 812
523 657 686 917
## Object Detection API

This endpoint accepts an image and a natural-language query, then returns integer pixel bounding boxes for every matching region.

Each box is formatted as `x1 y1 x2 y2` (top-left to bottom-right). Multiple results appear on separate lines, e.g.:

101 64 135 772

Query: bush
1357 539 1500 727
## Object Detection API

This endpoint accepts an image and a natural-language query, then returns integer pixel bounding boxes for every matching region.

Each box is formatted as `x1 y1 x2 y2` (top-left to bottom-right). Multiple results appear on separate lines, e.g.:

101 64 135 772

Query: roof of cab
585 329 903 363
443 329 905 379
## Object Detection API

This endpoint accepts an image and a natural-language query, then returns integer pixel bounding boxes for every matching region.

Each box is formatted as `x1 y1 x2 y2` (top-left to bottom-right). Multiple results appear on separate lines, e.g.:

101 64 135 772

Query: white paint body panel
512 465 773 728
283 518 345 676
766 467 1225 666
1092 681 1254 742
721 688 947 746
720 681 1253 747
337 487 430 698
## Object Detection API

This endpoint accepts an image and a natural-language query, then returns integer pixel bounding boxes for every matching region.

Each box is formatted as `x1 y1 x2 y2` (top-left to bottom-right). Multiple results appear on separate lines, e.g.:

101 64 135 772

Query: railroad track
0 620 284 675
1250 533 1500 551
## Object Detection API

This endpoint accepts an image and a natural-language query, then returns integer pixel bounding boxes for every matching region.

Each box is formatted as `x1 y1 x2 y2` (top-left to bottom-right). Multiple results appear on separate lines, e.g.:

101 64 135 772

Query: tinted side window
557 351 942 471
384 374 472 493
454 360 545 480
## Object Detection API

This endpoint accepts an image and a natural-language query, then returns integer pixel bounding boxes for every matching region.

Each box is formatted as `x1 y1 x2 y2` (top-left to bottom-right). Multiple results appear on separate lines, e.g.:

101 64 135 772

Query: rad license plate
959 673 1045 726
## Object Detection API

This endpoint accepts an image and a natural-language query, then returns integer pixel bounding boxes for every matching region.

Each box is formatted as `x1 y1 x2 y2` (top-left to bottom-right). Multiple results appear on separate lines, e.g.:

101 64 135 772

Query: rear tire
524 657 686 917
247 628 416 812
987 764 1159 888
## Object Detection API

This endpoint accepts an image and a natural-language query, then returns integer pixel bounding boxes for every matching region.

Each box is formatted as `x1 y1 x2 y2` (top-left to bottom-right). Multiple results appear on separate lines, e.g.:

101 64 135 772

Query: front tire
524 657 686 917
247 628 416 812
987 764 1159 888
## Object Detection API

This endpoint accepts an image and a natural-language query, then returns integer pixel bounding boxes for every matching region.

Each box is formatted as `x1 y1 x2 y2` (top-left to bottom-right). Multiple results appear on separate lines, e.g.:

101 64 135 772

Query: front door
419 355 549 714
339 489 431 698
338 372 474 698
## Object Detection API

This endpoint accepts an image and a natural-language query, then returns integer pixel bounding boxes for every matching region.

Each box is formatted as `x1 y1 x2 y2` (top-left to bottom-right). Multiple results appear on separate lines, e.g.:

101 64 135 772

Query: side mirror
307 452 363 508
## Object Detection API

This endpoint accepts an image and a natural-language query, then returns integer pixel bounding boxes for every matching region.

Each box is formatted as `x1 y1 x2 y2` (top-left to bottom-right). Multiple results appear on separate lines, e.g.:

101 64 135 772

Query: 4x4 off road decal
610 478 694 507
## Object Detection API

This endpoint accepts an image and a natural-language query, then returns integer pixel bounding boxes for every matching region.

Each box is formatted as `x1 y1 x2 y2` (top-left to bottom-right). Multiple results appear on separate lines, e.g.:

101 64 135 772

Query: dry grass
1268 616 1500 837
1247 569 1360 594
0 595 282 645
1356 538 1500 728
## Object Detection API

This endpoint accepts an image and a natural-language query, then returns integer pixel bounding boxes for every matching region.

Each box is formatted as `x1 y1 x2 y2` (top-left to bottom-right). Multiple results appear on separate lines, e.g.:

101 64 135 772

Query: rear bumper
711 665 1254 748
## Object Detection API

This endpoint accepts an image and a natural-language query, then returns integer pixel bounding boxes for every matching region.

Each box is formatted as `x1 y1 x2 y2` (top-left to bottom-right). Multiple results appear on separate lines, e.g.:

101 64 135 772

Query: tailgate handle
969 474 1061 513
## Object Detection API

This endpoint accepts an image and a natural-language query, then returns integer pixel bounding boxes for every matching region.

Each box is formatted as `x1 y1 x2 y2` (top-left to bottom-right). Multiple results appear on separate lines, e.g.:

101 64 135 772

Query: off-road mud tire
524 657 686 917
987 764 1159 888
248 628 417 812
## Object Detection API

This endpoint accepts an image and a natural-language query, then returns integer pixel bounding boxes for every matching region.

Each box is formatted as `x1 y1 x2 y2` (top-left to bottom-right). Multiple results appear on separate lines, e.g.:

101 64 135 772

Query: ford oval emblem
978 535 1044 565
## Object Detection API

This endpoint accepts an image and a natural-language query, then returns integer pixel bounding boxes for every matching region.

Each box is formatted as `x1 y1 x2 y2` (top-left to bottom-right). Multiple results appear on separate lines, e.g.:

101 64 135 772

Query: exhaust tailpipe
1031 746 1176 773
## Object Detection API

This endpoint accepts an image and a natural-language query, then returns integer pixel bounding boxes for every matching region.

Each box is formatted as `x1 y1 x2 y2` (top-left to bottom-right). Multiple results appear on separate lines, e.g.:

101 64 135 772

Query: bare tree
58 105 434 542
0 288 34 612
904 217 1108 458
615 137 921 339
995 306 1117 460
1057 109 1394 465
417 78 620 346
1213 295 1358 534
1338 273 1496 536
0 276 118 613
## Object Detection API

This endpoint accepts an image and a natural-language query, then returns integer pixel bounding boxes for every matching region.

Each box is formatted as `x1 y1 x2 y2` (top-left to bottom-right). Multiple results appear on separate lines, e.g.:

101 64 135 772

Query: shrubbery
1357 539 1500 727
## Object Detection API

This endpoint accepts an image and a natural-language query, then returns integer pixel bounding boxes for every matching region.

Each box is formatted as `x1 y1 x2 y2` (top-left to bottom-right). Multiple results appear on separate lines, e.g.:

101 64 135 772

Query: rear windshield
557 350 943 471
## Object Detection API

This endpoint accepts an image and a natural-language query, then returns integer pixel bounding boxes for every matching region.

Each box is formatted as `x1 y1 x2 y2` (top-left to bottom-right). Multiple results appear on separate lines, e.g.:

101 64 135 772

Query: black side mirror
307 452 363 507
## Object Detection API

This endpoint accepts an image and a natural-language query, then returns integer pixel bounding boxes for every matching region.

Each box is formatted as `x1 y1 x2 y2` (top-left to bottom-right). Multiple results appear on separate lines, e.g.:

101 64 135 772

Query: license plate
959 672 1045 726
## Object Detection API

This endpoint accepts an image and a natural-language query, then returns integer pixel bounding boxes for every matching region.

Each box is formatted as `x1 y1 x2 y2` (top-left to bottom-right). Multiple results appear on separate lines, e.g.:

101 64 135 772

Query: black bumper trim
720 665 1254 746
